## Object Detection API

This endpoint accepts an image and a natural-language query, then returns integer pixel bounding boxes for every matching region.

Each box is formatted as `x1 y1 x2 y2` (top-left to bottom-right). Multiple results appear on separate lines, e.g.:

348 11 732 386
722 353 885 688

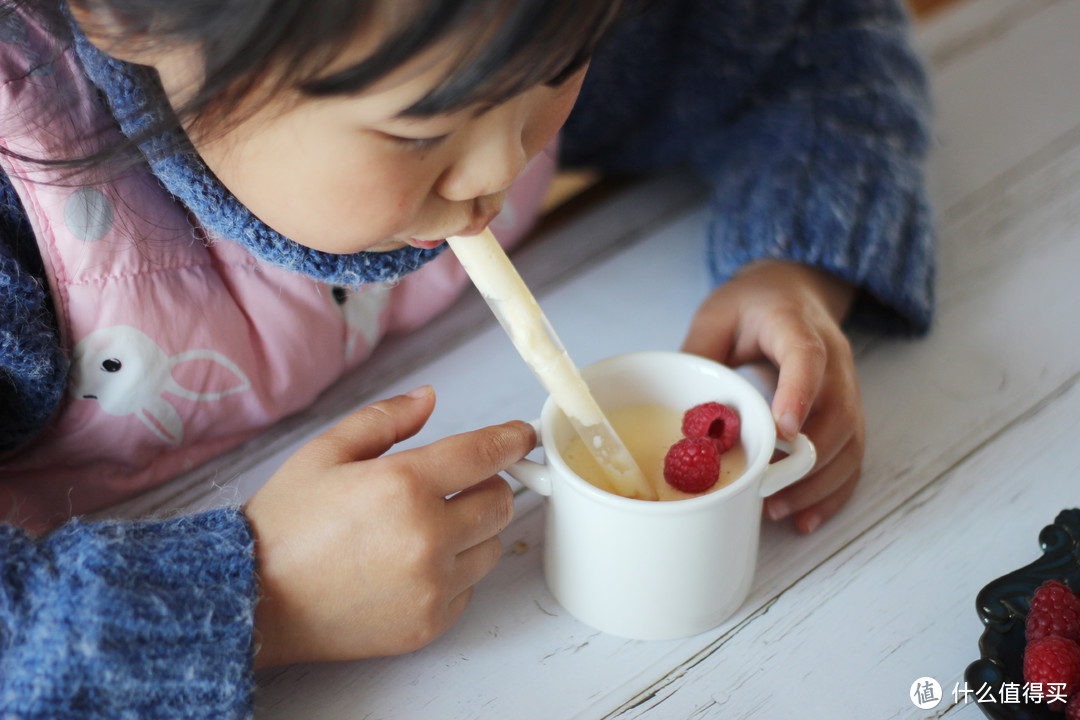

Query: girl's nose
436 111 528 202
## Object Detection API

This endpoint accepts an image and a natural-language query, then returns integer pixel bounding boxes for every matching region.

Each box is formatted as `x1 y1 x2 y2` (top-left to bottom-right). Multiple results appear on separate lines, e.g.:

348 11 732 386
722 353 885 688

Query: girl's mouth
409 239 446 249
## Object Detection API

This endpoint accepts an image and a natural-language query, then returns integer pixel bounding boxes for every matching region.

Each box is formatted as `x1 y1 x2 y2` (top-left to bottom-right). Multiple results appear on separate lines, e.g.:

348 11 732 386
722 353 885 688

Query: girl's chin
361 238 411 252
338 237 446 253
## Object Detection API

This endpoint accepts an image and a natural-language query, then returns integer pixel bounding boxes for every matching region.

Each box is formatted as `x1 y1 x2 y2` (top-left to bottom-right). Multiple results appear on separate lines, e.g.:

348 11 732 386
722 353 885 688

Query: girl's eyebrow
393 101 496 121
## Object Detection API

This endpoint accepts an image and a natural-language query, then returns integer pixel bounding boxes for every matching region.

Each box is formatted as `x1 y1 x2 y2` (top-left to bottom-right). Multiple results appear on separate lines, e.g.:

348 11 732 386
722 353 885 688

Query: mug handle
758 433 816 498
504 420 554 496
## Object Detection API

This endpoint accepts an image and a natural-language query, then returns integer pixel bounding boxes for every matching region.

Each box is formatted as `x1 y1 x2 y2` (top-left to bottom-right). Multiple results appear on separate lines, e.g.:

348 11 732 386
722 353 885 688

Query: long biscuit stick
447 228 657 500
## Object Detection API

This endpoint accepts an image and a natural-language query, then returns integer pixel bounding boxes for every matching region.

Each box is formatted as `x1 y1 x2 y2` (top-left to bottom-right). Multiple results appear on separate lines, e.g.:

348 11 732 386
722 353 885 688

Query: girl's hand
681 261 863 534
244 386 535 668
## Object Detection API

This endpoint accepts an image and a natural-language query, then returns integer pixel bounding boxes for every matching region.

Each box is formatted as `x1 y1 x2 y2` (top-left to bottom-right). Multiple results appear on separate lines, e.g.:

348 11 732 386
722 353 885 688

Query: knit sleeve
0 507 258 719
562 0 935 335
0 168 68 450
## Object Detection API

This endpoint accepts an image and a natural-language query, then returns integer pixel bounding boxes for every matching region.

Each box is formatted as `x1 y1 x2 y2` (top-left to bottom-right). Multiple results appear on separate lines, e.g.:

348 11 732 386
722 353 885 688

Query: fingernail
766 498 790 521
406 385 433 399
801 513 822 534
777 411 799 440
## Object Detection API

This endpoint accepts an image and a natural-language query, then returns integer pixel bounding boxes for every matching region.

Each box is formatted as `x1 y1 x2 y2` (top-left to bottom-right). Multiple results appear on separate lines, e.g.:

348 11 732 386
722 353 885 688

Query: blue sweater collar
69 25 444 286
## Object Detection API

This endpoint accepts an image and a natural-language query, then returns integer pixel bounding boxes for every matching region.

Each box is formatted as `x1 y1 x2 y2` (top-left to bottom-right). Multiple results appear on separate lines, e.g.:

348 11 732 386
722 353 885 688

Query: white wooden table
100 0 1080 716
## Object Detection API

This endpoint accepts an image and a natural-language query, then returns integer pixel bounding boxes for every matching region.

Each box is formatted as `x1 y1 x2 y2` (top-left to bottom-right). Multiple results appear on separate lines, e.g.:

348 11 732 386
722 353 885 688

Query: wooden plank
589 1 1080 714
919 0 1080 217
597 132 1080 720
251 206 716 720
76 1 1077 718
604 374 1080 719
252 1 1080 717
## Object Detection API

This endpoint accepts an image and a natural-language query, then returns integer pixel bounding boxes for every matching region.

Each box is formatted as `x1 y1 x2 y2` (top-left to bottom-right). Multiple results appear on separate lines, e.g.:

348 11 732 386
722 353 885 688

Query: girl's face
150 28 587 254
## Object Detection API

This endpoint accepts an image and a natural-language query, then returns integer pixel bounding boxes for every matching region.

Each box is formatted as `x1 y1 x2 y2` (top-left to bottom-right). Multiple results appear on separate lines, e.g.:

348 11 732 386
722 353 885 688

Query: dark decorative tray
965 508 1080 719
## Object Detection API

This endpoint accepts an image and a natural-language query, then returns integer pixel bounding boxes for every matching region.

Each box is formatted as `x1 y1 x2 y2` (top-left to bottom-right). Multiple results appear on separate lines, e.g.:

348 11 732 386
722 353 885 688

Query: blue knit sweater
0 0 933 716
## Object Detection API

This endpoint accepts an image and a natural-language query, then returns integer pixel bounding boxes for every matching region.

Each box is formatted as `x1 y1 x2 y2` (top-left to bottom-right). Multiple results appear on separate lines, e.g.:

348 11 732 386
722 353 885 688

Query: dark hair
6 0 631 169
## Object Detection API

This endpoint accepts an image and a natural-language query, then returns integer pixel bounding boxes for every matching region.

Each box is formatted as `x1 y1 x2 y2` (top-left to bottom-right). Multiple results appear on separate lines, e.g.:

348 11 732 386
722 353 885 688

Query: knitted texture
68 23 446 288
0 173 68 451
0 0 937 447
0 507 257 719
0 0 937 715
563 0 935 334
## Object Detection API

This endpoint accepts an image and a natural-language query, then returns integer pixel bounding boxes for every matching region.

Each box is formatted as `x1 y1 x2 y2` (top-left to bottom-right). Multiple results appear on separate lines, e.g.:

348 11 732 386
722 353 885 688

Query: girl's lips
407 214 497 249
456 214 498 238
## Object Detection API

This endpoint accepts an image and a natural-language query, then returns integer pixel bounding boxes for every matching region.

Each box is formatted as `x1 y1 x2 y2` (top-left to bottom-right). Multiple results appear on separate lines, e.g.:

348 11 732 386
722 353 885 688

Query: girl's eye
385 133 449 152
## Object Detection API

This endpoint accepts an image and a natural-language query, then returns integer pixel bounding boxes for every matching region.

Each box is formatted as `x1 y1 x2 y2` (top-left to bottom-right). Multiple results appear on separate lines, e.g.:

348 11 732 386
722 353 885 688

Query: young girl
0 0 933 715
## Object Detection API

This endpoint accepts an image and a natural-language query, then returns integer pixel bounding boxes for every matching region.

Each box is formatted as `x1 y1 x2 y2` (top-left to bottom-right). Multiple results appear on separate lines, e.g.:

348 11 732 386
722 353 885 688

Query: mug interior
542 351 776 506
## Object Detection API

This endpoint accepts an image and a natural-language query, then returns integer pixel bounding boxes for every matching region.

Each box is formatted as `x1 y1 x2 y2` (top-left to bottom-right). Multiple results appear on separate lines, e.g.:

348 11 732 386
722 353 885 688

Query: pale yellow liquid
561 403 748 501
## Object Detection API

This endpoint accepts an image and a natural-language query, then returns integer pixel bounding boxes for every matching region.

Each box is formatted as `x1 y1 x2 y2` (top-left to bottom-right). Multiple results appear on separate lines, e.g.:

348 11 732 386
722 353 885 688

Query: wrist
245 500 288 670
735 259 856 324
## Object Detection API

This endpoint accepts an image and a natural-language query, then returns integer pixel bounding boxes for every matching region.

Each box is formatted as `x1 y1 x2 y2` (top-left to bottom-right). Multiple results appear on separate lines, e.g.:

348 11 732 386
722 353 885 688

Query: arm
0 169 68 453
563 0 934 531
0 508 257 718
246 387 533 667
564 0 934 334
0 385 531 715
0 167 256 715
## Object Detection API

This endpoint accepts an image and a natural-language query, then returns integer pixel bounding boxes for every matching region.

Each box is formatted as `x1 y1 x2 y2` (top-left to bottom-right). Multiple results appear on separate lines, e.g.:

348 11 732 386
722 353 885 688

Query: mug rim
539 350 777 513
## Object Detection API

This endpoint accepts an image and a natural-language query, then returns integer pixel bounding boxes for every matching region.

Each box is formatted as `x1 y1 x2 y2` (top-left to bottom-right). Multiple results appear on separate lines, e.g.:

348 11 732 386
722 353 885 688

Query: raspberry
1027 580 1080 643
1024 635 1080 708
1067 693 1080 720
663 436 721 493
682 402 741 452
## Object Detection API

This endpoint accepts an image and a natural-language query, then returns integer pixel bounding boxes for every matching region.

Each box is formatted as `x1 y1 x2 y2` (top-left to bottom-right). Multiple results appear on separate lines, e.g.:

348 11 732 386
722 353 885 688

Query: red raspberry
663 437 721 493
1023 635 1080 708
1027 580 1080 643
1067 693 1080 720
682 402 741 452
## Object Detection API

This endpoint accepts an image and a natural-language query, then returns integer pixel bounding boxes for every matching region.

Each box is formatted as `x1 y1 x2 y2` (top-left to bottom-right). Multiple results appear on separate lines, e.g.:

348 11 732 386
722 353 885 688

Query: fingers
682 264 866 534
247 389 533 666
681 295 740 362
740 291 862 533
685 286 834 443
756 310 829 441
450 535 505 598
764 432 861 524
444 587 475 634
445 475 515 551
770 342 826 441
763 365 864 531
793 390 861 478
794 473 860 534
315 386 438 465
395 419 537 497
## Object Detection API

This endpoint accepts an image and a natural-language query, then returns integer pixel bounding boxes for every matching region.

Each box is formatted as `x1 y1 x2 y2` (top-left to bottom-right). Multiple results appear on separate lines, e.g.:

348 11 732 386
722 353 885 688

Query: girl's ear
67 2 204 107
66 1 164 66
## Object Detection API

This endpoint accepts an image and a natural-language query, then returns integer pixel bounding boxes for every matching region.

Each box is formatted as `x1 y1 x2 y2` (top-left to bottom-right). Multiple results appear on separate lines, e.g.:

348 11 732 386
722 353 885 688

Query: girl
0 0 933 715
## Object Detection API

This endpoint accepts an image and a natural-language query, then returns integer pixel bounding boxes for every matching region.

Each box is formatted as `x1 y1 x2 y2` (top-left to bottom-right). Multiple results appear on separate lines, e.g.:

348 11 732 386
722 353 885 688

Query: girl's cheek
524 92 579 155
530 70 588 145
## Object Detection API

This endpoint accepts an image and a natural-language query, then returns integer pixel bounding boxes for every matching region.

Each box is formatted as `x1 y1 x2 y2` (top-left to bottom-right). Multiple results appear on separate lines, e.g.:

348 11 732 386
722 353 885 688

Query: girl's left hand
681 260 863 534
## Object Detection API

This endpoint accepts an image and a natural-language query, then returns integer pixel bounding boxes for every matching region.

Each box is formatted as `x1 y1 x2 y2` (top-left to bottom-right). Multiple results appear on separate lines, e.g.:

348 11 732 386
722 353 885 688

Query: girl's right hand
244 385 534 668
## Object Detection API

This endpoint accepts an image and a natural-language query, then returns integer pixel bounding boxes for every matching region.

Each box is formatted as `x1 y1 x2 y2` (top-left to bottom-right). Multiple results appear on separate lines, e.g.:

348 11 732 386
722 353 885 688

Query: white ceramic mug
504 351 816 640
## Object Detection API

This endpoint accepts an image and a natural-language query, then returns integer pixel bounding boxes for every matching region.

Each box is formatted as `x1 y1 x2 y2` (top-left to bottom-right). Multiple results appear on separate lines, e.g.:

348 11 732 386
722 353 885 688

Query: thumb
680 286 744 364
315 385 437 465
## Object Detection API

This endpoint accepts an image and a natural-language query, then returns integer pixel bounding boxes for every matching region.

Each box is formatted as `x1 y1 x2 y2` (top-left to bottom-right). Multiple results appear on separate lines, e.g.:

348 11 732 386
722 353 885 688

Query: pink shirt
0 12 556 531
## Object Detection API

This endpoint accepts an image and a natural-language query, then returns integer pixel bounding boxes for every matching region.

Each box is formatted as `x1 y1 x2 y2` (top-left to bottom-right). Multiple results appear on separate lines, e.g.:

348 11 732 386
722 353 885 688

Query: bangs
21 0 635 170
298 0 627 117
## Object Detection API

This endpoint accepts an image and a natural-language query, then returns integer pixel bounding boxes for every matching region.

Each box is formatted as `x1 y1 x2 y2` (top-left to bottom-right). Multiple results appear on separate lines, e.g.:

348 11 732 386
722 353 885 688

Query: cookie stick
447 228 657 500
